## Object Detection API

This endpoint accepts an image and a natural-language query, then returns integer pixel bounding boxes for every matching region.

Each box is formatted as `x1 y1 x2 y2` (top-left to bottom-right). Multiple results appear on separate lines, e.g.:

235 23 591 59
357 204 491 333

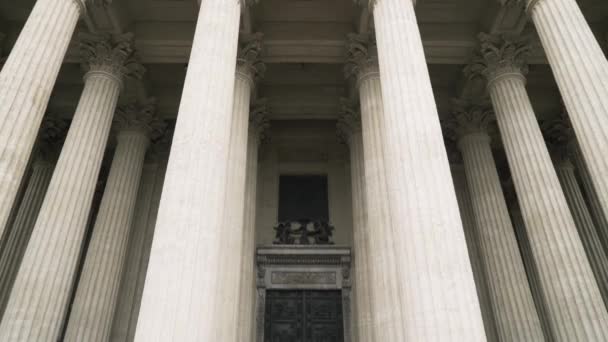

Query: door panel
265 290 344 342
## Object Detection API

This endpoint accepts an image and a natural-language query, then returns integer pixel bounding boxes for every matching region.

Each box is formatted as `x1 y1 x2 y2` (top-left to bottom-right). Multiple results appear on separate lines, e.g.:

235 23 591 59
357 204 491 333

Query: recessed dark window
278 175 329 222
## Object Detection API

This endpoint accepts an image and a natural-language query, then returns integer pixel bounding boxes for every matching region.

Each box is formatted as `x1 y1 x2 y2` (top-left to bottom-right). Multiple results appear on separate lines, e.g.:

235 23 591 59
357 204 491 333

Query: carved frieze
271 271 337 285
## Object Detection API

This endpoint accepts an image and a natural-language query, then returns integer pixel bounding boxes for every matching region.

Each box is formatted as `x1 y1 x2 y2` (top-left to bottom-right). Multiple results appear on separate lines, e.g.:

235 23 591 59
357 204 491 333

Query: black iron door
264 290 344 342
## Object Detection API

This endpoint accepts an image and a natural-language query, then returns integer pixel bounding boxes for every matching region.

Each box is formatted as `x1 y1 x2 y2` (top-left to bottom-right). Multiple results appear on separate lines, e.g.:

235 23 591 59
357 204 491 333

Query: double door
264 290 344 342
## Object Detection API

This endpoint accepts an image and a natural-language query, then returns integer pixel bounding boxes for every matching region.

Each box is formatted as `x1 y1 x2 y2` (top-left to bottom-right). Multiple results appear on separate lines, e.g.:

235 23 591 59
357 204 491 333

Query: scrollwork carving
273 220 335 245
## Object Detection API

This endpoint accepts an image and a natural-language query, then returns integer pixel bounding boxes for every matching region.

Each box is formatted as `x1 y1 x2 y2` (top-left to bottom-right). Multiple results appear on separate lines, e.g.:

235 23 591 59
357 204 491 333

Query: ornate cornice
465 33 531 87
344 33 379 85
250 99 271 144
79 32 145 86
114 98 166 140
444 98 496 144
237 32 265 84
336 98 361 145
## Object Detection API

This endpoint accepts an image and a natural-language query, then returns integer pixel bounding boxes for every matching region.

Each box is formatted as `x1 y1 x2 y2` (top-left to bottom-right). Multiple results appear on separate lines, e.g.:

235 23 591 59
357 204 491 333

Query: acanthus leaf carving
465 33 531 84
344 33 378 81
114 98 166 139
444 97 496 142
250 99 271 144
237 32 265 82
79 32 145 84
336 98 361 145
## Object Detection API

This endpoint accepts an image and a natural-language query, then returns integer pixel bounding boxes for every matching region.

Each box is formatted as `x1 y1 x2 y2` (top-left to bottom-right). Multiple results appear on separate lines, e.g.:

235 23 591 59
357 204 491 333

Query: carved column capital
114 98 165 140
337 99 362 145
444 97 496 145
540 110 576 164
466 33 531 87
250 99 271 145
237 32 265 86
148 127 174 162
36 117 69 164
345 33 379 87
79 32 145 87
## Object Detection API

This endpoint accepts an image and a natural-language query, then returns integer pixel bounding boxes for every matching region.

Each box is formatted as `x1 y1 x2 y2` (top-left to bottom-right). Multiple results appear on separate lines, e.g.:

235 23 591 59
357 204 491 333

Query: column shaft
341 121 371 342
0 0 81 237
134 0 241 339
0 161 53 317
357 67 398 341
571 147 608 253
215 65 253 342
459 133 544 341
110 162 166 342
488 73 608 340
237 128 261 342
528 0 608 226
451 166 498 341
509 207 555 341
65 131 150 341
0 70 122 341
554 161 608 307
371 0 486 339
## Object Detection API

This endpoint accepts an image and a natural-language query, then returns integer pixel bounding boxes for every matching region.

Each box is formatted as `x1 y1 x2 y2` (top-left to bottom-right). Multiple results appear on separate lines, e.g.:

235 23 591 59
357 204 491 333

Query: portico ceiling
0 0 606 121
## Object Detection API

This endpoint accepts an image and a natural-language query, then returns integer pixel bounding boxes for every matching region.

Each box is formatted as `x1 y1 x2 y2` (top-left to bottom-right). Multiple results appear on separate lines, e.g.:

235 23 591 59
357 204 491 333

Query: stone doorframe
255 245 352 342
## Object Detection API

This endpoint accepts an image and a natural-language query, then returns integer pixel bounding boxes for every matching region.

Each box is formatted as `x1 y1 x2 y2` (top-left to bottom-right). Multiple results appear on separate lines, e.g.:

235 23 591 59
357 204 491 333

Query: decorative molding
79 32 145 85
271 271 337 285
444 97 496 142
336 98 361 145
114 98 165 139
465 33 531 86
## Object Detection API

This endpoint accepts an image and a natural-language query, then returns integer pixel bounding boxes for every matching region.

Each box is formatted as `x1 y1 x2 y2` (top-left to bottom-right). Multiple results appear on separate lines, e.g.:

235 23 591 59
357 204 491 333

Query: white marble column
525 0 608 227
0 0 83 238
446 98 544 341
571 144 608 253
0 33 139 341
237 103 268 342
0 119 67 318
507 203 555 341
450 164 499 341
134 0 242 340
110 144 169 342
542 117 608 306
64 100 162 341
337 98 371 342
367 1 487 339
215 34 264 342
469 33 608 340
344 34 392 341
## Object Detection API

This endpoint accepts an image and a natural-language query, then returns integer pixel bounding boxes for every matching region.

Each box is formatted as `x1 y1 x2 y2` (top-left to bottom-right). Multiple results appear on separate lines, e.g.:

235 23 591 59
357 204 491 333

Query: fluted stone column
542 117 608 307
110 136 170 342
0 118 67 318
571 144 608 253
337 99 371 342
364 1 487 339
237 103 268 342
134 0 243 340
446 98 544 341
0 0 84 238
215 34 264 342
507 202 555 341
469 33 608 340
344 34 391 341
0 33 140 341
64 100 163 341
524 0 608 226
450 164 498 342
